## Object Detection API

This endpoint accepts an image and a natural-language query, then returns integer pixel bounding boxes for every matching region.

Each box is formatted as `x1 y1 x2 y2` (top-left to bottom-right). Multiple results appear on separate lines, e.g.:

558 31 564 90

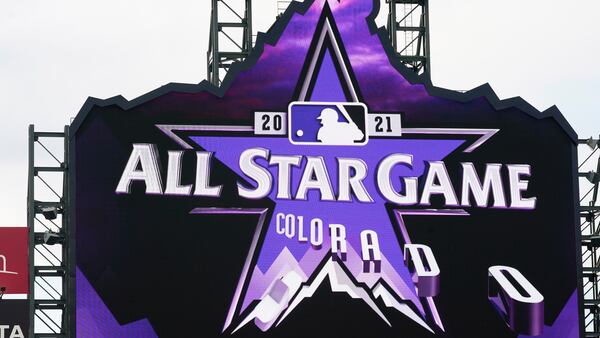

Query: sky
0 0 599 226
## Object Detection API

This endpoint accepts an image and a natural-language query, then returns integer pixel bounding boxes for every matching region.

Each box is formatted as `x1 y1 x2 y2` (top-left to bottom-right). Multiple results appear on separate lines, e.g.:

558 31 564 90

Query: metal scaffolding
386 0 430 75
27 125 71 338
207 0 253 86
206 0 431 84
580 136 600 337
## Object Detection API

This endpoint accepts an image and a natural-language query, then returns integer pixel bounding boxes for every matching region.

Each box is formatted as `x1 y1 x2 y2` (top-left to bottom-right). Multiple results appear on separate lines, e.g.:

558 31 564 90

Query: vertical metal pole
64 125 73 338
27 125 35 338
593 235 596 331
210 0 220 85
423 0 431 76
388 0 397 51
207 14 213 85
245 0 253 52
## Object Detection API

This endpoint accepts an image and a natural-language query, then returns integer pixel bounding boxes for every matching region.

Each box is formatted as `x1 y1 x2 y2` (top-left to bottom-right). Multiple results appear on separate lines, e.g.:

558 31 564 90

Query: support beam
207 0 253 86
28 125 71 338
578 137 600 337
386 0 430 75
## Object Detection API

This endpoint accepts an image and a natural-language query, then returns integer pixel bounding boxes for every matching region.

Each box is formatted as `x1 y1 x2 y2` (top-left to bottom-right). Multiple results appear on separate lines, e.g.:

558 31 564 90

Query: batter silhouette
316 108 364 145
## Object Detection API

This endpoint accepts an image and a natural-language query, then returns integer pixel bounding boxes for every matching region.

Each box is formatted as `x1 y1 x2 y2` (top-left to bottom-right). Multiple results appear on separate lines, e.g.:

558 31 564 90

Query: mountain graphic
277 257 391 327
231 253 435 334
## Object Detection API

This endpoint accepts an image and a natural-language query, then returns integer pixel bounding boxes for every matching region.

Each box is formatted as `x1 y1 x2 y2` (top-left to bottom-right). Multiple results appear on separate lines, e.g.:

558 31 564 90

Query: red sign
0 227 28 298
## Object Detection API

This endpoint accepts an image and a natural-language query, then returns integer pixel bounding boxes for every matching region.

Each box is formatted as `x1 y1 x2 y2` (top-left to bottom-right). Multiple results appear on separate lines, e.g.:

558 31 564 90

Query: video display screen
71 1 582 337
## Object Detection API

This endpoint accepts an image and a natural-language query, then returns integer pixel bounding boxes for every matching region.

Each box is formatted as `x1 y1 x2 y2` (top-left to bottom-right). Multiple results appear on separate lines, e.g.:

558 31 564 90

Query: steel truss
580 136 600 337
386 0 430 75
206 0 431 82
27 125 72 338
207 0 431 84
207 0 253 86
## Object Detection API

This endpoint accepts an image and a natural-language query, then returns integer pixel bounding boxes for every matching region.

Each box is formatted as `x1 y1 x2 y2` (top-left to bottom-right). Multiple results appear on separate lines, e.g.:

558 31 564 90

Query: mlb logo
288 102 368 146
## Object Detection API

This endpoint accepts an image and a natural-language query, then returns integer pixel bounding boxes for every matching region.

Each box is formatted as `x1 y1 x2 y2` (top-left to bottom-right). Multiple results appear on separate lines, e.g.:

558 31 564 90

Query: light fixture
590 236 600 248
587 136 599 150
41 206 59 220
586 212 595 223
586 171 600 184
43 231 62 245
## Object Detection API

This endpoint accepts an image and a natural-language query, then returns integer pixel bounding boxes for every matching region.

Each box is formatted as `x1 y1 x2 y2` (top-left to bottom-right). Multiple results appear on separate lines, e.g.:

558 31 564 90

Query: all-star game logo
113 6 548 337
